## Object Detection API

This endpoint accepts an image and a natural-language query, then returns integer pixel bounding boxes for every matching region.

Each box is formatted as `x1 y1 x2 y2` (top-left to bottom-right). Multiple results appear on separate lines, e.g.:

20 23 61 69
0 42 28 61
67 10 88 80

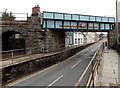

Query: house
65 32 84 47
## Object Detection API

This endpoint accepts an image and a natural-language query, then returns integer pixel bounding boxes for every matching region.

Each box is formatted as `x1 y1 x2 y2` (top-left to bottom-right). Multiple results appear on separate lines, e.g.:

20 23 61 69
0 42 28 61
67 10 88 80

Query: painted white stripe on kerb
71 60 81 69
48 75 63 87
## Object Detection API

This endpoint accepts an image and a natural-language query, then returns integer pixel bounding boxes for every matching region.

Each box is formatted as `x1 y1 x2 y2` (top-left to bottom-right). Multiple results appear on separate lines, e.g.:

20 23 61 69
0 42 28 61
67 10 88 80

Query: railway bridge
1 11 116 57
1 9 118 87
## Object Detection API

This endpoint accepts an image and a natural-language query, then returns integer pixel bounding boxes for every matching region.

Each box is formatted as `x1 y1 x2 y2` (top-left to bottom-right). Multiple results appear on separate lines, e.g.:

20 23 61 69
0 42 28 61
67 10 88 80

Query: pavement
95 47 119 87
1 50 66 68
1 43 91 69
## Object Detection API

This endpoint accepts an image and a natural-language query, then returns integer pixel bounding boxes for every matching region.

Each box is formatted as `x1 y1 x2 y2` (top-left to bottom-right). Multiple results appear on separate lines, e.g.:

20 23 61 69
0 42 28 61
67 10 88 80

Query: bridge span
42 11 115 31
1 11 116 57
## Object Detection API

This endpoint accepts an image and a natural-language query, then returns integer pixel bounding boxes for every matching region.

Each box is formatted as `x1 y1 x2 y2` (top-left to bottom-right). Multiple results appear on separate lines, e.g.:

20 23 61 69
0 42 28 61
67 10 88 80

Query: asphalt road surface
9 40 105 87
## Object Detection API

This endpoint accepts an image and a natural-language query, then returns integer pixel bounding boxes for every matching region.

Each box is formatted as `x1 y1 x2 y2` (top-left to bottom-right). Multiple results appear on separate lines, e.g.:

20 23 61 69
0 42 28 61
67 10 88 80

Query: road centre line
6 43 96 87
74 48 98 86
6 48 83 87
48 75 63 87
71 60 81 69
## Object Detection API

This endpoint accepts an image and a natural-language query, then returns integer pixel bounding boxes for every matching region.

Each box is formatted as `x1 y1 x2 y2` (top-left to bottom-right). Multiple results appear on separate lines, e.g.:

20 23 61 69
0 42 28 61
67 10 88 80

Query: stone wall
2 43 92 85
26 16 65 53
108 29 117 49
2 15 65 54
45 29 65 52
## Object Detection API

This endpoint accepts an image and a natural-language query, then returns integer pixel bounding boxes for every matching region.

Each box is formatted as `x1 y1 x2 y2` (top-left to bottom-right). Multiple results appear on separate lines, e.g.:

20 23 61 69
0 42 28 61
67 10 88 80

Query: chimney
32 4 40 14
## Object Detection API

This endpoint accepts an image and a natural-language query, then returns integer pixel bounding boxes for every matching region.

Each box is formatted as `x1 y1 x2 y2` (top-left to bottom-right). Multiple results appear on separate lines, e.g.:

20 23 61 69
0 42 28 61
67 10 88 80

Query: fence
1 43 86 60
0 12 28 21
0 12 28 26
75 41 105 87
1 43 92 68
2 48 27 60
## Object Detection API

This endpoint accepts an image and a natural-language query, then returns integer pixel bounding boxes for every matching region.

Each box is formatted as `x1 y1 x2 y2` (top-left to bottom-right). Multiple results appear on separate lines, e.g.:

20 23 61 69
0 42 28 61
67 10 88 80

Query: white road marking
48 75 63 87
71 60 81 69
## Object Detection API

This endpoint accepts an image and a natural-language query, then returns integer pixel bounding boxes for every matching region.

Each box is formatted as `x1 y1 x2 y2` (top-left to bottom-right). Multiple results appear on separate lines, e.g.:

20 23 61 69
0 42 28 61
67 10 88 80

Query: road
9 40 104 87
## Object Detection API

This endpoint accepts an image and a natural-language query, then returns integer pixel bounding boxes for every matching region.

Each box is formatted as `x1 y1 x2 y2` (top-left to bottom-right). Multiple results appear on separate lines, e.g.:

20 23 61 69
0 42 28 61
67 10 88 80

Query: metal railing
1 43 86 60
75 41 105 87
1 48 31 60
0 12 28 24
1 43 91 68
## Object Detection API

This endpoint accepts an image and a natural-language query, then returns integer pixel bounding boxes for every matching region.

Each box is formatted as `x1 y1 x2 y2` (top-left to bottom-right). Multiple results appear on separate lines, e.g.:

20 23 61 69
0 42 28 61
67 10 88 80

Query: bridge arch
2 31 25 51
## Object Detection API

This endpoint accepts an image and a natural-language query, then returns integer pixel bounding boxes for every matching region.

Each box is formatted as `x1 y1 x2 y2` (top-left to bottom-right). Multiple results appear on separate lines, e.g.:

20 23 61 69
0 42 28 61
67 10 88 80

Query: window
96 17 101 22
64 21 70 29
105 24 110 30
100 23 105 30
102 17 108 22
72 14 79 20
80 15 89 21
94 23 99 30
55 21 62 28
88 23 94 29
90 16 95 21
69 36 72 44
75 38 77 44
109 18 115 22
78 38 80 44
47 20 54 28
55 13 63 19
71 22 77 29
43 12 54 19
78 33 81 37
65 14 71 20
81 38 83 44
75 33 77 37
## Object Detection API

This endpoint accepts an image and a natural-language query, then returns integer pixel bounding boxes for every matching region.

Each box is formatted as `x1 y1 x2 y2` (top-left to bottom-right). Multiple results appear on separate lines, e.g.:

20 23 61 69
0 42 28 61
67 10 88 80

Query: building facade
74 32 84 45
84 32 99 44
65 32 99 47
65 32 84 47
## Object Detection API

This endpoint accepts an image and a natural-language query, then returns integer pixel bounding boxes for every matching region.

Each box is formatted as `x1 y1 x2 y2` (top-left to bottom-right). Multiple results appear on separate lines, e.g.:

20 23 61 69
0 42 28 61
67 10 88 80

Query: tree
2 11 15 21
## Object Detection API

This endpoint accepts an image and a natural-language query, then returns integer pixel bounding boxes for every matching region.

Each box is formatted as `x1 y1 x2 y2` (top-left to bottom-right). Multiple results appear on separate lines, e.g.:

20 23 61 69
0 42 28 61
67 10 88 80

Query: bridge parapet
42 11 115 31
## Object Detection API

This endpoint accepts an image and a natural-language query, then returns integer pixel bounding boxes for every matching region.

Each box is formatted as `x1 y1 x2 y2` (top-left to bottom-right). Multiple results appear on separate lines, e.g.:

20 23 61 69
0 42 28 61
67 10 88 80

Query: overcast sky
0 0 119 17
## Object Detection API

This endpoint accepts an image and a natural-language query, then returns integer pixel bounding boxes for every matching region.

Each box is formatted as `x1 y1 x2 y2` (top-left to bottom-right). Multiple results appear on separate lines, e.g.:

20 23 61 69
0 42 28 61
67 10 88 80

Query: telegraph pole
116 0 118 49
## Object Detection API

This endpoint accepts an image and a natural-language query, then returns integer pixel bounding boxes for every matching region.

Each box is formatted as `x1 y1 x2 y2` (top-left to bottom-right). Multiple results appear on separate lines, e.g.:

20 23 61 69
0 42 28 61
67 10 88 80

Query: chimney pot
32 4 40 14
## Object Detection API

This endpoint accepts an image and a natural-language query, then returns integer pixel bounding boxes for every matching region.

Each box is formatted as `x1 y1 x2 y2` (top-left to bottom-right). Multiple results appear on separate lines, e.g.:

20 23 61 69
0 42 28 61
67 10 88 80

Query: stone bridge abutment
1 15 65 55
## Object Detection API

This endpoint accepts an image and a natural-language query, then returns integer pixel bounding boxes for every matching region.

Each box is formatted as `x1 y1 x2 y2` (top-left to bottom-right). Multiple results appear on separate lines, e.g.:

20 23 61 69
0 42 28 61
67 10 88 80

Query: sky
0 0 119 17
